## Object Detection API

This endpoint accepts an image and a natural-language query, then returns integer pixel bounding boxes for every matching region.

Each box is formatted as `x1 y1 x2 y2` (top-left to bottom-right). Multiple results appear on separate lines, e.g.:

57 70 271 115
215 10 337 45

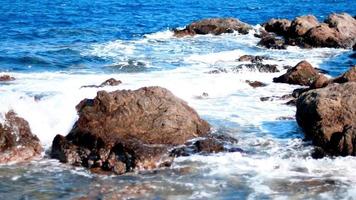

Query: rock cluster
260 13 356 49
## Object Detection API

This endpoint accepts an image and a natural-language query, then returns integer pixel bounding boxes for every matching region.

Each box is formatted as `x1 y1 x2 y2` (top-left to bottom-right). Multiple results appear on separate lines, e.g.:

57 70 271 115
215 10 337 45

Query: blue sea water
0 0 356 199
0 0 355 72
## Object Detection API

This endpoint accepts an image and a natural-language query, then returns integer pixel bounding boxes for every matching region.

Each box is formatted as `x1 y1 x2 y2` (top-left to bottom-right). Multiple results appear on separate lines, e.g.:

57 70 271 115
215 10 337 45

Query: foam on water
1 30 355 198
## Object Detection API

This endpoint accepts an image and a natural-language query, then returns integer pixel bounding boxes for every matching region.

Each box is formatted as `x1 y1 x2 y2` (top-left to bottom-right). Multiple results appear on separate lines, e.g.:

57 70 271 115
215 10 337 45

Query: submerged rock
273 60 322 86
0 111 42 163
170 135 240 157
0 75 15 81
234 63 279 73
296 82 356 156
174 18 252 37
238 55 269 63
245 80 267 88
51 86 218 174
81 78 122 88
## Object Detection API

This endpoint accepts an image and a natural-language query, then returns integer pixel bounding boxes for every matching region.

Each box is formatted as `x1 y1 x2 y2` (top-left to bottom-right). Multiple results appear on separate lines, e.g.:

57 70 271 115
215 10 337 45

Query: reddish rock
0 111 42 163
174 18 252 37
273 60 319 86
51 86 212 174
0 75 15 81
263 18 291 36
290 15 319 37
332 66 356 83
296 82 356 156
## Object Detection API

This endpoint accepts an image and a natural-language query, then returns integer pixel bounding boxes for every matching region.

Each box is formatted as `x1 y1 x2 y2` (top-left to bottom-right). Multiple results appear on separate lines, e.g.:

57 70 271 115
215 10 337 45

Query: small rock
81 78 122 88
238 55 269 63
234 63 279 73
273 60 319 86
174 18 252 37
245 80 267 88
0 75 15 81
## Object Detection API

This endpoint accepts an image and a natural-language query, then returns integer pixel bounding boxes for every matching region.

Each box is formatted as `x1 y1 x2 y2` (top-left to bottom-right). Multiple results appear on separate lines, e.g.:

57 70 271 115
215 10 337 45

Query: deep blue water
0 0 355 72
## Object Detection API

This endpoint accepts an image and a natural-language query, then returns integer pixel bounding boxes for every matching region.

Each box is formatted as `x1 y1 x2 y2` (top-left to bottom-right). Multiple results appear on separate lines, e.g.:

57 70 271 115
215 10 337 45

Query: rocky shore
1 12 355 176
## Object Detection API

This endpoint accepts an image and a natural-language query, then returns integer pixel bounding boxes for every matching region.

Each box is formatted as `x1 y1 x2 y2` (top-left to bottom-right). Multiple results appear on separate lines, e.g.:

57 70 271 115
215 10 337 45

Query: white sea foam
1 29 354 198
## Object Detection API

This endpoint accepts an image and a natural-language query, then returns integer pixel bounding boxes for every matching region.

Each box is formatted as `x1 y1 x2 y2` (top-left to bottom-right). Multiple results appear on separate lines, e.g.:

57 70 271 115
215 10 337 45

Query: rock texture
260 13 356 49
296 82 356 156
51 86 213 174
174 18 252 37
273 60 322 86
0 111 42 163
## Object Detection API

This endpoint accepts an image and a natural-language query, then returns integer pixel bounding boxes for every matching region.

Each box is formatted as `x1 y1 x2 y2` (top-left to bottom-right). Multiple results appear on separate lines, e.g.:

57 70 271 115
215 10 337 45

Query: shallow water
1 0 356 199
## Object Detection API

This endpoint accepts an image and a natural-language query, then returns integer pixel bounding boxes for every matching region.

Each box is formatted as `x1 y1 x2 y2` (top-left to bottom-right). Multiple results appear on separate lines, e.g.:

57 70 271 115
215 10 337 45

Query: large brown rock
289 15 319 37
273 60 321 86
0 111 42 163
174 18 252 37
51 86 212 174
296 82 356 156
304 23 342 48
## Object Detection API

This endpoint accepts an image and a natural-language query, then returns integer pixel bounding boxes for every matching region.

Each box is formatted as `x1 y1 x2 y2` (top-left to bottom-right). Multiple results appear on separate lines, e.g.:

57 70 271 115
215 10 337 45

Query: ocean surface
0 0 356 199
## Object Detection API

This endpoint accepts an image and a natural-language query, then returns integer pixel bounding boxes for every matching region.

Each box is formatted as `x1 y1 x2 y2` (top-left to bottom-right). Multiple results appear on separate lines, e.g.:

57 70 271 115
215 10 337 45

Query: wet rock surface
0 111 42 163
174 18 252 37
51 86 238 174
296 82 356 156
273 60 322 86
